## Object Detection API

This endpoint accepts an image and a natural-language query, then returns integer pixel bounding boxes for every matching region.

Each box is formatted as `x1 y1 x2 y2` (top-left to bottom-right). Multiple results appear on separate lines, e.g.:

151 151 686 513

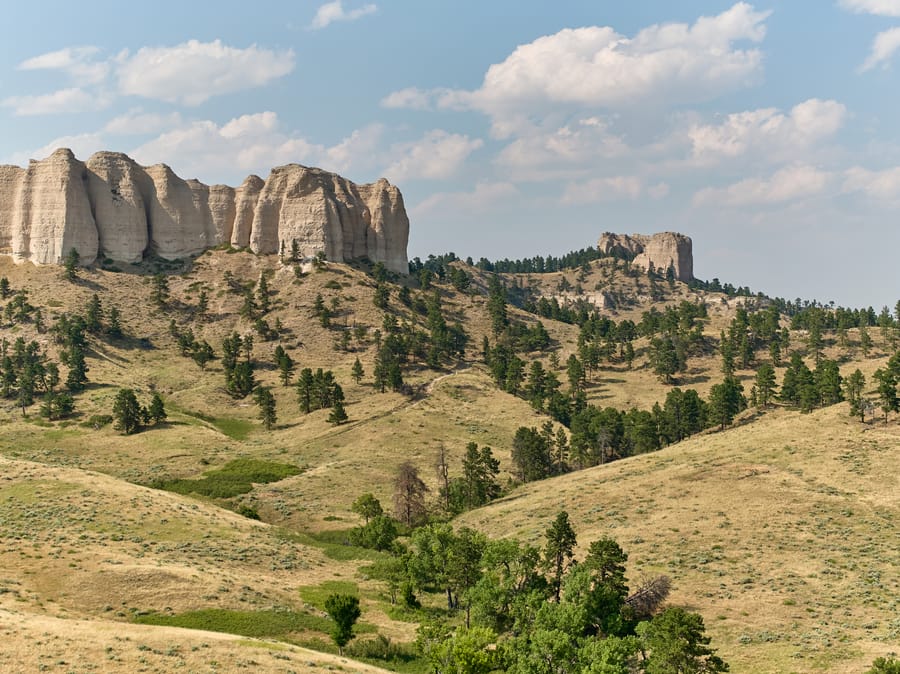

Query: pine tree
148 392 167 424
544 511 577 602
755 363 777 408
63 248 79 282
150 273 169 306
327 399 348 425
112 388 142 434
85 294 103 333
254 386 277 430
297 367 314 413
351 357 364 384
106 306 123 338
844 369 866 422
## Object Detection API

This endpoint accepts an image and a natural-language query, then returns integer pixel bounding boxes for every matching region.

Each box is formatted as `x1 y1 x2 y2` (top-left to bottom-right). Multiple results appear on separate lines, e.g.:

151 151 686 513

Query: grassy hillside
458 404 900 673
0 250 897 671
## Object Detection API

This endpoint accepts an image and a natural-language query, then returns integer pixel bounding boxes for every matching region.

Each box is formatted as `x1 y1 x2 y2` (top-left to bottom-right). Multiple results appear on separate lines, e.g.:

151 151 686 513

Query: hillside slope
458 404 900 673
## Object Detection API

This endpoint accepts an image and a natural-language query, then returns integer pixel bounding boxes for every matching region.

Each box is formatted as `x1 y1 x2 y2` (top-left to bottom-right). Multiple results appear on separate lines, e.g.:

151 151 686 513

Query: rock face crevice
0 148 410 274
598 231 693 282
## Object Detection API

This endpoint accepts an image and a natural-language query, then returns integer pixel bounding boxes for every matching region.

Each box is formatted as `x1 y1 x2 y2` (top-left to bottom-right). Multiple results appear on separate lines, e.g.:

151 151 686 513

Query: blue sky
2 1 900 308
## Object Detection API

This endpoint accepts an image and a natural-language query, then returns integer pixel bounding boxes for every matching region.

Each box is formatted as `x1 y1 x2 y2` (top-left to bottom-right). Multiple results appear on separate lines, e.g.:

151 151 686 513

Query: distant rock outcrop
598 231 693 282
0 148 410 274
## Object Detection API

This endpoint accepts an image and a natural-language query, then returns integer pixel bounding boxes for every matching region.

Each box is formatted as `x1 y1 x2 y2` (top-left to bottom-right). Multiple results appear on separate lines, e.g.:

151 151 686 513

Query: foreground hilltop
0 148 409 274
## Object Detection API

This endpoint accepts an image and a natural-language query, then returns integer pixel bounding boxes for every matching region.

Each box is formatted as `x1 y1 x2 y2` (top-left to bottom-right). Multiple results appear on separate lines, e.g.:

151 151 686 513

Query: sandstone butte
597 231 694 282
0 148 410 275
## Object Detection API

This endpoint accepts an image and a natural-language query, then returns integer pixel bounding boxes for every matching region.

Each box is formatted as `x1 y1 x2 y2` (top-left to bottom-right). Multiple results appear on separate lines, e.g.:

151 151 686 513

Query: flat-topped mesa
598 231 693 282
0 149 410 274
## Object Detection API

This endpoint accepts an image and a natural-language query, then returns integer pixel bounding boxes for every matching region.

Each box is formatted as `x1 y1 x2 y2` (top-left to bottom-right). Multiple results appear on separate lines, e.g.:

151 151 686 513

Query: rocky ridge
598 231 693 282
0 149 410 274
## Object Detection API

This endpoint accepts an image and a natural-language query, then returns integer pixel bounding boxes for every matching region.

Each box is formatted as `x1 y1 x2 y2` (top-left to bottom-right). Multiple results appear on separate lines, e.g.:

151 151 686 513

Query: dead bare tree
626 574 671 618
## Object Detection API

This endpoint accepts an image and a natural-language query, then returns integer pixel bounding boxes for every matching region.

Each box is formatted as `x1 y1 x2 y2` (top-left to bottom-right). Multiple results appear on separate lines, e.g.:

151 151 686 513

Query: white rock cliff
598 231 694 282
0 149 410 274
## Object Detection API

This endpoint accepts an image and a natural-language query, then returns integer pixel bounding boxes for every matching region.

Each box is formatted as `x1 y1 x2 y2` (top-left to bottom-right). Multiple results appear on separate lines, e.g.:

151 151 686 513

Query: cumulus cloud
689 98 846 162
117 40 295 105
693 164 831 207
310 1 377 29
2 87 110 116
838 0 900 16
6 132 107 166
860 27 900 70
18 46 110 85
384 130 483 182
129 112 381 181
843 165 900 199
385 3 771 136
496 116 629 179
412 181 519 217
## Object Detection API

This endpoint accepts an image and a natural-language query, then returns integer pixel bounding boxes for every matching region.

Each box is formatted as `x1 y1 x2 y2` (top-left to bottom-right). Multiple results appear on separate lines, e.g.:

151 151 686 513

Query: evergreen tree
148 391 167 425
274 345 294 385
814 359 843 406
106 306 123 338
544 511 577 602
708 377 745 430
150 273 169 306
254 386 277 430
297 367 314 413
351 357 364 384
844 369 866 422
651 336 679 384
85 294 103 333
63 248 79 281
327 399 349 425
754 363 777 408
873 368 898 423
638 607 729 673
324 594 361 656
460 442 501 509
112 388 142 434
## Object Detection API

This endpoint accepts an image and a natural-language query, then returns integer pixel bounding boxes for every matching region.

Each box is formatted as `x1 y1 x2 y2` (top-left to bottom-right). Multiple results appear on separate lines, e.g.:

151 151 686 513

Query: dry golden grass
1 252 898 671
458 404 900 673
0 606 395 673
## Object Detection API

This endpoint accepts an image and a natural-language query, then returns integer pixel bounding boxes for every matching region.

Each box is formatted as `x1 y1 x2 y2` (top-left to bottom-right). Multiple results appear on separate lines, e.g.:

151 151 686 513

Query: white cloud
104 109 183 135
412 182 519 217
129 111 381 181
116 40 295 105
496 116 629 179
1 87 110 116
384 130 483 182
562 176 669 204
381 87 438 111
310 1 377 29
838 0 900 16
843 165 900 199
689 98 846 163
7 132 106 166
860 27 900 71
693 164 831 207
18 46 110 85
386 3 771 136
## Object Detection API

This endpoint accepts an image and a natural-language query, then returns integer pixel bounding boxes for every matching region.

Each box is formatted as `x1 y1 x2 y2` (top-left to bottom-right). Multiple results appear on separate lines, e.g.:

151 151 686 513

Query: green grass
134 607 378 641
150 458 301 498
298 580 359 609
133 608 331 638
277 529 387 562
169 404 254 440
